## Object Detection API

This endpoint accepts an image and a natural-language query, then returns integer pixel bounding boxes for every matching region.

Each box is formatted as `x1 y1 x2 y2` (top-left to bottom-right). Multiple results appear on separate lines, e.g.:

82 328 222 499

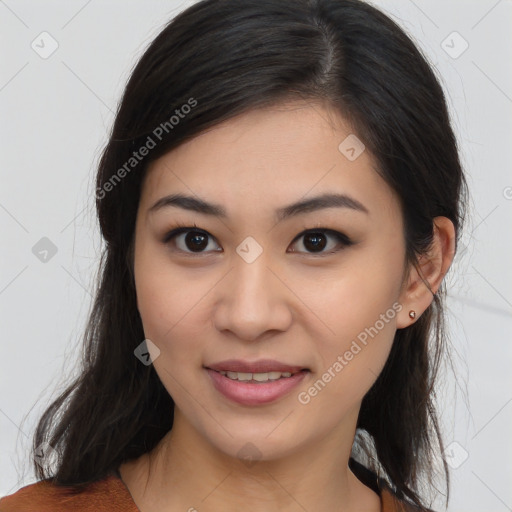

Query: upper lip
206 359 308 374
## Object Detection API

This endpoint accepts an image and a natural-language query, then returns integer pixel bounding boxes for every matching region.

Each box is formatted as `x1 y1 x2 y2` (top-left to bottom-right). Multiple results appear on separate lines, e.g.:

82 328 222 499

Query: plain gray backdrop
1 1 511 511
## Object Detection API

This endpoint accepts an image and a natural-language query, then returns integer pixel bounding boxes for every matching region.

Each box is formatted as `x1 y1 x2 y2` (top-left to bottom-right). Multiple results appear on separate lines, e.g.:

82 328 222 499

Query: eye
162 224 353 256
162 223 221 255
288 228 353 255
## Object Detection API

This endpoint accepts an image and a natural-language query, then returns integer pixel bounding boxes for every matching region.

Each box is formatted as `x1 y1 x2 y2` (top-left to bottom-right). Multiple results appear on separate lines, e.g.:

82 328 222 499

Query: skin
119 100 456 512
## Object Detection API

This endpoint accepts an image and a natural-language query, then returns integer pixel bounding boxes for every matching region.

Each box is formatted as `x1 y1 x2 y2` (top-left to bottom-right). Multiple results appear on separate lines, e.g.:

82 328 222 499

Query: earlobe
396 216 456 328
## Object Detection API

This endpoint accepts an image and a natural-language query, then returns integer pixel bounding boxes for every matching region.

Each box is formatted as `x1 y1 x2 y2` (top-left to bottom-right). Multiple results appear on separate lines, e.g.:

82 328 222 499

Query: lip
205 363 309 406
206 359 308 374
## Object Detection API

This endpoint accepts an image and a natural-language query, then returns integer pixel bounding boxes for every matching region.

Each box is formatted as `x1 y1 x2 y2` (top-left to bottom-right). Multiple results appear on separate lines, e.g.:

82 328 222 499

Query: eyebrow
148 192 369 221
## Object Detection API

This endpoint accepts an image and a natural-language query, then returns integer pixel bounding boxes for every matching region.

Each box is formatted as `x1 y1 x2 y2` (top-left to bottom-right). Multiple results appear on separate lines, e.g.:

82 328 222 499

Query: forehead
139 101 400 222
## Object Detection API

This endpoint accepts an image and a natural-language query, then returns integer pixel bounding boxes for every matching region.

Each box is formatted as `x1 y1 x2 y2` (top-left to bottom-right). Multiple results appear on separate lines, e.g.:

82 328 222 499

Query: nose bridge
213 239 291 340
231 241 275 311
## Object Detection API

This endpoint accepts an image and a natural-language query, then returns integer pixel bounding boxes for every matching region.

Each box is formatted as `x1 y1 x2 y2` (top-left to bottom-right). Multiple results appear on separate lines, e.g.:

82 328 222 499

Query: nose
212 249 293 342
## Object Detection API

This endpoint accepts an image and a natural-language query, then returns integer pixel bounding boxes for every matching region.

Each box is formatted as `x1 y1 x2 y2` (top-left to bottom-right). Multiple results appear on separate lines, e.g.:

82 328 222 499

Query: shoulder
0 473 139 512
349 457 436 512
380 484 436 512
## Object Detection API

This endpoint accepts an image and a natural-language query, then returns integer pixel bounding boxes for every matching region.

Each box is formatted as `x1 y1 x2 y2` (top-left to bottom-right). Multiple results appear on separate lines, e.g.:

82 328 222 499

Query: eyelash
161 222 354 257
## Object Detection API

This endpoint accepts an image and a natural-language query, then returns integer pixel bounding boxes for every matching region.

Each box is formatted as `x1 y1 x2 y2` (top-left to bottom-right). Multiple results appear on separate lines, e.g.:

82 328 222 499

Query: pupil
185 231 208 252
304 232 326 252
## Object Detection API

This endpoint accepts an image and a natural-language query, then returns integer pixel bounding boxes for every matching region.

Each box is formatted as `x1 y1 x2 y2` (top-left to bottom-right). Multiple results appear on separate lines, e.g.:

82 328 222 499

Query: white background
1 1 511 511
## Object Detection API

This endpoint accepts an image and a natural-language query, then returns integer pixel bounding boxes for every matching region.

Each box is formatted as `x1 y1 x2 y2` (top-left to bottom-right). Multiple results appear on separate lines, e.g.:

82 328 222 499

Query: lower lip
205 368 308 406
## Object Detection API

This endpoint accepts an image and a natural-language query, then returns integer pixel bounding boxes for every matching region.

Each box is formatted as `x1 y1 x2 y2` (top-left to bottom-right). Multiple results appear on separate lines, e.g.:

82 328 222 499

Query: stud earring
409 310 416 319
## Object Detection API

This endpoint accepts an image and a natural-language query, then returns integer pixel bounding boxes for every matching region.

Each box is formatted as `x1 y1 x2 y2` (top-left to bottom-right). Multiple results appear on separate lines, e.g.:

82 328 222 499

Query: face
133 101 408 462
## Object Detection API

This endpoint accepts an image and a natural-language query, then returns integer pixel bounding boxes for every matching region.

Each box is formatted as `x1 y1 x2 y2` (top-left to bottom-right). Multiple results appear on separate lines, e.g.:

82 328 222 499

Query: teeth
219 370 294 382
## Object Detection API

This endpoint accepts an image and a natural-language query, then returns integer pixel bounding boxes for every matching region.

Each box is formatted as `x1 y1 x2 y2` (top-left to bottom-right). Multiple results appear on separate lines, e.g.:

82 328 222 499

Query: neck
120 406 381 512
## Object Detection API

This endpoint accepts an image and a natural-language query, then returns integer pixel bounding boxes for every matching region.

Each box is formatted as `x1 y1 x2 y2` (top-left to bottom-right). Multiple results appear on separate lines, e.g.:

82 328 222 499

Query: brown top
0 460 428 512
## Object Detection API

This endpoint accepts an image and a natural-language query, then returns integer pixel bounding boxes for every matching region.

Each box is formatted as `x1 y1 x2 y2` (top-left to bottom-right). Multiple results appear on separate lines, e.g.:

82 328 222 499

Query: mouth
205 358 309 375
204 359 310 405
209 369 305 383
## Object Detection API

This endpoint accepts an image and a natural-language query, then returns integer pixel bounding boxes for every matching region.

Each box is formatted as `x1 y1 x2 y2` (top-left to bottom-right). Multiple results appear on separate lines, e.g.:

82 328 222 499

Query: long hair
30 1 468 509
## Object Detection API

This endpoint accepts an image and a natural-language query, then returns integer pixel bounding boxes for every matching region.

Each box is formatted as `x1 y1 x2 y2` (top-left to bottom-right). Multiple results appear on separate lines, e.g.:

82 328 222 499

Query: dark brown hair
30 1 467 510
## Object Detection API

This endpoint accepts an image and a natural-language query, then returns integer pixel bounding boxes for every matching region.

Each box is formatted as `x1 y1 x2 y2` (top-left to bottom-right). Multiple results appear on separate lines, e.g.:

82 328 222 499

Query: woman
0 0 467 511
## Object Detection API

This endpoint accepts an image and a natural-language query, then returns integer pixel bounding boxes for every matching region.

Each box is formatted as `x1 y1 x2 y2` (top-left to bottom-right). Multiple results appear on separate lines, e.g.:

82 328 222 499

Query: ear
396 216 456 328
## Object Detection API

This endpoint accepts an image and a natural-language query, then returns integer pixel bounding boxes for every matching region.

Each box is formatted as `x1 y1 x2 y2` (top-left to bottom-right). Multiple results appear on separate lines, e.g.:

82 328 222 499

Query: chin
197 420 309 465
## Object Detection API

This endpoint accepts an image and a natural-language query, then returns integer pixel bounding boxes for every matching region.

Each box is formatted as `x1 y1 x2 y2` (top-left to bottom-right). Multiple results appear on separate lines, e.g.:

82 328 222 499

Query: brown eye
163 226 353 257
164 227 221 254
288 229 353 255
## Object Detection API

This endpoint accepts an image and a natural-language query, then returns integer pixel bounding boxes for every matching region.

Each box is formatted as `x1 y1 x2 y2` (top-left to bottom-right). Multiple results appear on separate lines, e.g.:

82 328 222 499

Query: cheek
137 273 202 343
301 247 403 392
297 287 399 415
132 228 216 423
134 264 209 409
134 247 215 369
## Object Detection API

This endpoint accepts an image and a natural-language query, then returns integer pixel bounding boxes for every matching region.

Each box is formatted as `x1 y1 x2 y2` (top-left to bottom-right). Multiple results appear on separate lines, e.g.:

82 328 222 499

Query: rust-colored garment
0 461 427 511
0 474 139 512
